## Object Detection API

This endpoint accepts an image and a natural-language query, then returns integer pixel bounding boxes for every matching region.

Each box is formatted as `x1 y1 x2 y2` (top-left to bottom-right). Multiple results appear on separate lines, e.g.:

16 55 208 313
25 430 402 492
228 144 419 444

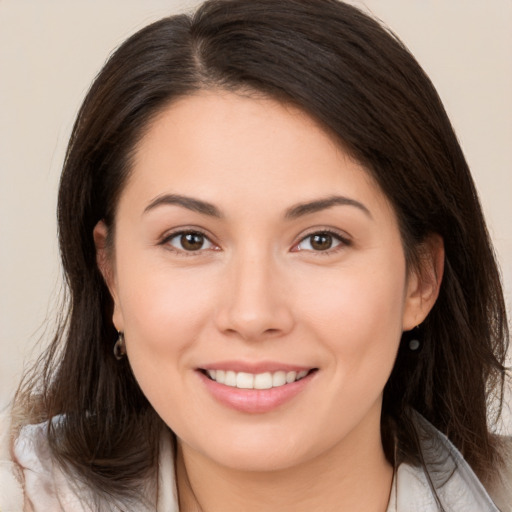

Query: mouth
200 368 316 390
196 363 319 413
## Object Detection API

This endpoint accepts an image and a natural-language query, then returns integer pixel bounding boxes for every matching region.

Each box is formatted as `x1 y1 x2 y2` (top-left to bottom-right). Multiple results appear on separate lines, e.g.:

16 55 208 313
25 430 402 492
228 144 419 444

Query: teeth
225 371 237 387
205 369 311 389
236 372 254 389
286 371 297 383
272 371 286 387
254 372 272 390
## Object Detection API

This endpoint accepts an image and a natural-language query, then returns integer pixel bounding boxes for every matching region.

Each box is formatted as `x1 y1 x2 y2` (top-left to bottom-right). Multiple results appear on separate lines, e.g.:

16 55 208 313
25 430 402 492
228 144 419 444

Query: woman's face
96 91 439 472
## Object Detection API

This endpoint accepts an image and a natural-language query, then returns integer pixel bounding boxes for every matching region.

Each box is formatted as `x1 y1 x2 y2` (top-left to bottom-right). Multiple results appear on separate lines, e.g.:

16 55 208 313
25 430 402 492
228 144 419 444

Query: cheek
292 266 406 434
298 257 406 398
114 263 219 422
115 259 217 356
302 262 406 343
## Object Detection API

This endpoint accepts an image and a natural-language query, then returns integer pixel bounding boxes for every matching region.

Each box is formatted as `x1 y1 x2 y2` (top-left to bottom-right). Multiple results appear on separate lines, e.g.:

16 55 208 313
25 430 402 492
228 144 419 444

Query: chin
178 420 336 473
204 444 308 473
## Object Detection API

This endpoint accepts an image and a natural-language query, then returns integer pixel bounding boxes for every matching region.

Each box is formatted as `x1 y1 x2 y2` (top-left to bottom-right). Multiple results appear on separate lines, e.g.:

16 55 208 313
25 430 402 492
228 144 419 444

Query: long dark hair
16 0 509 503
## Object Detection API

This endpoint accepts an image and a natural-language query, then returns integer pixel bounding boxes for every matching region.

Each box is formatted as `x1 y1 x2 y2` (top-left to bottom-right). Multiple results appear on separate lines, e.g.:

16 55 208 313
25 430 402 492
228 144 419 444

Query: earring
113 332 126 360
409 338 421 351
408 325 421 351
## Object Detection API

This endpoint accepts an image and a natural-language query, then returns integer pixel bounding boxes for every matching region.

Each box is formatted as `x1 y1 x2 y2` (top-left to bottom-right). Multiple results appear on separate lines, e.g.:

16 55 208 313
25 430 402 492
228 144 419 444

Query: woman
1 0 510 510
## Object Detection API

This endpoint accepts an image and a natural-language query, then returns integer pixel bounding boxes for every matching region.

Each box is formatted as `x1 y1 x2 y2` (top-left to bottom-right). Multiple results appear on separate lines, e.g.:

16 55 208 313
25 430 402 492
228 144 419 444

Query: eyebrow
285 195 372 219
143 194 223 218
143 193 371 220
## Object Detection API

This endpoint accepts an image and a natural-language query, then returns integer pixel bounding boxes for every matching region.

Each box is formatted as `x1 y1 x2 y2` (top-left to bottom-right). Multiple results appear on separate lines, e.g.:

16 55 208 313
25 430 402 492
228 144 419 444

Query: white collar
155 413 501 512
11 411 502 511
387 412 500 511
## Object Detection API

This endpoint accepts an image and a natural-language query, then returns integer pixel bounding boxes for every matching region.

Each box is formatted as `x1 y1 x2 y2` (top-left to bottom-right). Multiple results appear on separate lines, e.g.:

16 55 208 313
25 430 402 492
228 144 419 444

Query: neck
175 411 393 512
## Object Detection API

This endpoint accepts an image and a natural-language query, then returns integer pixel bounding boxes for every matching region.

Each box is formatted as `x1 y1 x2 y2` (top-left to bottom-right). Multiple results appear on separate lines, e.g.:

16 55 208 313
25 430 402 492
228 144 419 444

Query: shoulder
0 407 94 512
0 407 25 511
1 406 177 512
485 436 512 512
408 413 512 512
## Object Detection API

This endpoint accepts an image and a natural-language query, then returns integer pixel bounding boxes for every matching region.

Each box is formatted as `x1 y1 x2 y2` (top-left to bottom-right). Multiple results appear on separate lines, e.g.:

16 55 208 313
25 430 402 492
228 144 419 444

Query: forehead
123 90 392 219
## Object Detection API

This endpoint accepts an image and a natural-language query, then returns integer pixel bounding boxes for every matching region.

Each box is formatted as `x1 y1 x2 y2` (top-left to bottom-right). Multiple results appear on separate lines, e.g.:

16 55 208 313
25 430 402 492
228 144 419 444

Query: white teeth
286 371 297 383
272 371 287 387
254 372 273 390
206 369 311 389
236 372 254 389
225 371 237 387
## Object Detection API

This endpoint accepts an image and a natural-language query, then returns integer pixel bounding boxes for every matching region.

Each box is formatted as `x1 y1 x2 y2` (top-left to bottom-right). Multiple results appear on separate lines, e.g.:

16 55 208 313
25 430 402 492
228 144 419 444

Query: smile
204 369 311 389
198 366 318 413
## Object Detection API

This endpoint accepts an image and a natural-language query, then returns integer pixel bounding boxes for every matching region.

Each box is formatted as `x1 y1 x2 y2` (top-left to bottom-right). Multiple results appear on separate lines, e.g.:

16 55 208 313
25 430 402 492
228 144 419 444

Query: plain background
1 1 511 414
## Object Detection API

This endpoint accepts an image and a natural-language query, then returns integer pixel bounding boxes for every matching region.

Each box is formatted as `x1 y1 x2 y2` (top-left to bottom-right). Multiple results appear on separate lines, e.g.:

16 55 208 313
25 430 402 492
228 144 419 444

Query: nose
215 250 294 342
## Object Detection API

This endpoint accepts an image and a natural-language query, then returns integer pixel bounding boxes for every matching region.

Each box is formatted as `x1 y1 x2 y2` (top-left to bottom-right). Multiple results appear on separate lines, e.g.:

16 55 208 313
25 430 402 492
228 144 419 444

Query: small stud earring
408 325 421 351
113 332 126 360
409 338 421 351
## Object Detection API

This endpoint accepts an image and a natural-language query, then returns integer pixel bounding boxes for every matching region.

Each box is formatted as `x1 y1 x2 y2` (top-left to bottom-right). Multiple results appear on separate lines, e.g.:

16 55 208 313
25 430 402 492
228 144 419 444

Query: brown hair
16 0 509 505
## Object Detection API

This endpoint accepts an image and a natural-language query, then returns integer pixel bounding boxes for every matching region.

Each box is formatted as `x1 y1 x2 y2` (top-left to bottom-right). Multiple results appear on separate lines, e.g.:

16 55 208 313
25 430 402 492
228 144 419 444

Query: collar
156 412 501 512
386 412 500 512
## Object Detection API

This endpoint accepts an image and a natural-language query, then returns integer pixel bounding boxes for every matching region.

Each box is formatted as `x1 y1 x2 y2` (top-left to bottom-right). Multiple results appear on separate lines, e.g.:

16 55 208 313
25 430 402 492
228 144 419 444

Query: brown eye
167 231 214 252
295 231 345 252
310 233 333 251
181 233 204 250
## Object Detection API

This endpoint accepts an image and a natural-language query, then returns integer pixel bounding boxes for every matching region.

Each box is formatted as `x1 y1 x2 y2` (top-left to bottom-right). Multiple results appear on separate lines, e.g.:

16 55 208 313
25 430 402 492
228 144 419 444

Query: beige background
1 1 511 411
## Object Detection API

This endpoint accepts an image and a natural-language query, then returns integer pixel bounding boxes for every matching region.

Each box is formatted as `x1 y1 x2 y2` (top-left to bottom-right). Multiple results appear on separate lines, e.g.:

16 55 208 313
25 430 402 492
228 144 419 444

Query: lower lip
198 371 316 414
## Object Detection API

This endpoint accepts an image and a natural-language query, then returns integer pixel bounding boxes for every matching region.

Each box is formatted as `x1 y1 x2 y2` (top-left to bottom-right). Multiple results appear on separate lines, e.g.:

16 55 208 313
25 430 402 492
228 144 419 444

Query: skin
95 91 443 512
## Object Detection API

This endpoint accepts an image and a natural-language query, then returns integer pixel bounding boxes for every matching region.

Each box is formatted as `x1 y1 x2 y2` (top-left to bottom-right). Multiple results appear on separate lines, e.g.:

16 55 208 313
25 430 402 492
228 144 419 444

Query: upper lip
198 361 316 374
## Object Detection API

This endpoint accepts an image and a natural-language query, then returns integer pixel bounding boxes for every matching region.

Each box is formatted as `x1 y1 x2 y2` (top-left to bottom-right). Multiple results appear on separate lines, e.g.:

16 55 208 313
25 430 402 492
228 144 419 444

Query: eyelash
160 229 218 256
160 228 351 256
292 229 351 255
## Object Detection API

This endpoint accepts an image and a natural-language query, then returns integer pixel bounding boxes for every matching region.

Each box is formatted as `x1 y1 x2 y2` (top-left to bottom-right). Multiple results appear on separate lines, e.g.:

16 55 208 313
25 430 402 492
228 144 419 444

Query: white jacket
1 409 511 512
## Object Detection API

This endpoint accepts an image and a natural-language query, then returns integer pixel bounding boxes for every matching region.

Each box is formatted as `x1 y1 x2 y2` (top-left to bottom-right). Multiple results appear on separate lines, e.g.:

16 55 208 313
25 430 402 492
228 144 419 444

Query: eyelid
160 227 220 254
291 228 352 253
158 226 351 255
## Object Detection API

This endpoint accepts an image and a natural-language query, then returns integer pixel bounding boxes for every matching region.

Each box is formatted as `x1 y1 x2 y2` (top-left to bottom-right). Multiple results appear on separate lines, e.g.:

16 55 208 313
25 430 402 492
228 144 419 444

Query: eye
166 231 215 252
294 231 347 252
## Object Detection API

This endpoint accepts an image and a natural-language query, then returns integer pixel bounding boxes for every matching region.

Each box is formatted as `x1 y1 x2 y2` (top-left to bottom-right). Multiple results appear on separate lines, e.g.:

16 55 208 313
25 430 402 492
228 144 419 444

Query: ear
93 220 124 332
402 234 445 331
